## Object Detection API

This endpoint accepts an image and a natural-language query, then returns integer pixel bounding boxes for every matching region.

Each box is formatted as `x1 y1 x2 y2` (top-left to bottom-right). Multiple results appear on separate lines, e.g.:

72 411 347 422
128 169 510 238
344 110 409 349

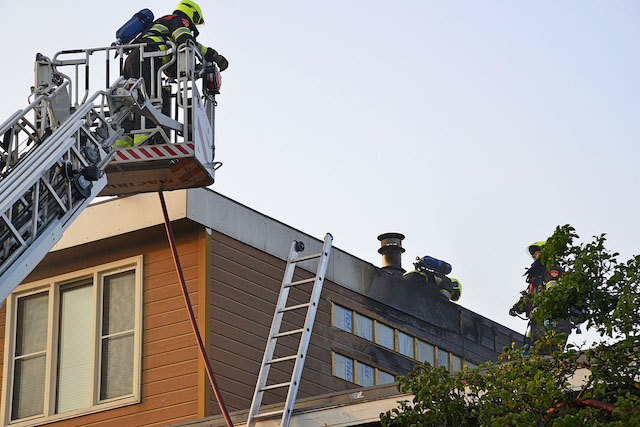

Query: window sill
7 395 140 427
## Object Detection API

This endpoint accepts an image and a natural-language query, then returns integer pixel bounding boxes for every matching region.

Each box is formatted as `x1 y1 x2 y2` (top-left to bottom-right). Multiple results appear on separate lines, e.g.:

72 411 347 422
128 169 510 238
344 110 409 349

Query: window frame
330 302 473 374
1 256 144 427
332 352 397 387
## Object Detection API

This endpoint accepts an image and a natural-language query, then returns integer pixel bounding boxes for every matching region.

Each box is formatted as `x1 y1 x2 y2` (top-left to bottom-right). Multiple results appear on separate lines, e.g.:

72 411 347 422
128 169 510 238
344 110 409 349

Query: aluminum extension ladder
247 233 333 427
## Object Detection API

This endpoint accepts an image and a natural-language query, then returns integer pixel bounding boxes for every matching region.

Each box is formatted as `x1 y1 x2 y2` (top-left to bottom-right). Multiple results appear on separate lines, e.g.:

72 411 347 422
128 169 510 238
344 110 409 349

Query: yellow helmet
527 241 546 257
175 0 204 25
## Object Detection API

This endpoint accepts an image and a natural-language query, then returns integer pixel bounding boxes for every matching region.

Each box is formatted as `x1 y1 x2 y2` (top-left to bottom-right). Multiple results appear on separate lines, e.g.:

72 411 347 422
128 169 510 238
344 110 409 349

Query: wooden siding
207 232 377 417
0 221 205 427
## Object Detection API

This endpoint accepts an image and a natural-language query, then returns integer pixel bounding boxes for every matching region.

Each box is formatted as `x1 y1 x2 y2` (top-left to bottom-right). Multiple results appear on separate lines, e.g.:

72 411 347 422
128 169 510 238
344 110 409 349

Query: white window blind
56 282 93 413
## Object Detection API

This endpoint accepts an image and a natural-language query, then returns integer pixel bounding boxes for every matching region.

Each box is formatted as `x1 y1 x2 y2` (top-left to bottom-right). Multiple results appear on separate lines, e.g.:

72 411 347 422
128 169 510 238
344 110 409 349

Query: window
465 361 479 370
375 322 394 350
2 257 143 426
377 370 396 385
332 352 395 387
397 331 414 358
437 348 449 370
330 303 471 374
355 313 373 341
451 354 462 373
417 340 435 365
356 362 375 387
333 353 354 383
332 304 353 333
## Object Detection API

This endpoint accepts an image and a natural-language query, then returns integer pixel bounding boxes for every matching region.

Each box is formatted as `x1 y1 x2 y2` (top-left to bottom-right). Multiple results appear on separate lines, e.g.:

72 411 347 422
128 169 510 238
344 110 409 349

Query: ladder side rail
247 241 302 427
0 139 114 288
0 87 110 208
0 79 126 279
0 82 70 176
1 131 81 212
280 234 333 427
0 129 96 269
0 172 108 301
0 112 120 295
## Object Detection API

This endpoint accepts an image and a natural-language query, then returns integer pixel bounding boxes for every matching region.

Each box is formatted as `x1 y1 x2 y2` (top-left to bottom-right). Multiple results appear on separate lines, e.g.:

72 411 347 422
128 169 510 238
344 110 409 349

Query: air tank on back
116 9 155 44
414 255 452 276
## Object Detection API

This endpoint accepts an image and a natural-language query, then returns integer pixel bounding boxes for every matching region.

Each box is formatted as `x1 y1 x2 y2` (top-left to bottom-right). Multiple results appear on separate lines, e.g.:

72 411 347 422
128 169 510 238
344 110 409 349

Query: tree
380 225 640 426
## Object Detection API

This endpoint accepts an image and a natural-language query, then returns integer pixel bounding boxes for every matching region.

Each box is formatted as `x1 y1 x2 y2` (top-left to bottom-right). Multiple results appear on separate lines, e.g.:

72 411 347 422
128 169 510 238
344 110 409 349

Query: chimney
377 232 406 276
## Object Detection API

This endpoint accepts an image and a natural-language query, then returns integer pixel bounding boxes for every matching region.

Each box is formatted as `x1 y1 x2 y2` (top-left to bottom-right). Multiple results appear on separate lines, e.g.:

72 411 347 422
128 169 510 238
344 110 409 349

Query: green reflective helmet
175 0 204 26
527 241 546 257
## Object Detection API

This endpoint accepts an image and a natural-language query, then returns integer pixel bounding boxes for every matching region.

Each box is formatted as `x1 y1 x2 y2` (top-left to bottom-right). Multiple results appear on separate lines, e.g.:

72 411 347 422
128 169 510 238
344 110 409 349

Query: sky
2 1 639 346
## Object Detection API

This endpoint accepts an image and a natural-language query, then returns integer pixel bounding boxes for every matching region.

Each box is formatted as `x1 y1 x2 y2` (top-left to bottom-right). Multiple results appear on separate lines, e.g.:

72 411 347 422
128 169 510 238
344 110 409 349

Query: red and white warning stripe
112 143 195 163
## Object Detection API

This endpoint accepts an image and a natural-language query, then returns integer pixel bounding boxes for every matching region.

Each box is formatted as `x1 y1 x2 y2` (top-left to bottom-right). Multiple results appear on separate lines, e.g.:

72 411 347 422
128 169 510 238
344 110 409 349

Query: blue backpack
116 9 154 44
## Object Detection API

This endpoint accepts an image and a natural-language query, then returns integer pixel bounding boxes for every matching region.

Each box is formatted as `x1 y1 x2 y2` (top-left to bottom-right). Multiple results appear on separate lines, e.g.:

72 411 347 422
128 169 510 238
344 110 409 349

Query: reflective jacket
525 259 563 295
141 12 228 70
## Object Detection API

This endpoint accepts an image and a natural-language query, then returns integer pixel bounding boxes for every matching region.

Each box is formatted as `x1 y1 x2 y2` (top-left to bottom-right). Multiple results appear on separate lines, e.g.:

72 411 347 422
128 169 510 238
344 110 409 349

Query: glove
215 54 228 72
204 48 228 71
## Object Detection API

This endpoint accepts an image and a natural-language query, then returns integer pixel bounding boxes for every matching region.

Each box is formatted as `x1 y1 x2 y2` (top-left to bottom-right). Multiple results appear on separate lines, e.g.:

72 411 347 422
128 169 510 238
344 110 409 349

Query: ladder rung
274 328 304 338
279 303 310 313
254 409 285 419
261 382 291 391
285 278 316 288
267 355 297 364
292 253 322 263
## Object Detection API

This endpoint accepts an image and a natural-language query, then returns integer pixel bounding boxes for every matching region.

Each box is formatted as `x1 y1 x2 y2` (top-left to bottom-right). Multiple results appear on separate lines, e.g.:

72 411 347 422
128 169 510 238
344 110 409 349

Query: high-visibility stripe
133 135 148 144
172 27 191 40
150 23 170 34
116 135 133 147
145 35 166 50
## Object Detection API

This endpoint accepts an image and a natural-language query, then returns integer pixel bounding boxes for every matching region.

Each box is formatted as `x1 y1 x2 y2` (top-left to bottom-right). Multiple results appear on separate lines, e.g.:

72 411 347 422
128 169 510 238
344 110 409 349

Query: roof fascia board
52 191 188 251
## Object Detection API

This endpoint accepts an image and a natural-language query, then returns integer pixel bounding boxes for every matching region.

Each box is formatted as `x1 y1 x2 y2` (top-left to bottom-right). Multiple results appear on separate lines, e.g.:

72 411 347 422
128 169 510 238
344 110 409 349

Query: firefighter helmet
175 0 204 26
527 241 546 257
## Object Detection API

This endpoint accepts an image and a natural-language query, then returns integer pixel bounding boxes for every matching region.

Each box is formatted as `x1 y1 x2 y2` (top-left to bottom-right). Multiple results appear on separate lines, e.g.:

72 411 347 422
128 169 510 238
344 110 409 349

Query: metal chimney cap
377 233 406 254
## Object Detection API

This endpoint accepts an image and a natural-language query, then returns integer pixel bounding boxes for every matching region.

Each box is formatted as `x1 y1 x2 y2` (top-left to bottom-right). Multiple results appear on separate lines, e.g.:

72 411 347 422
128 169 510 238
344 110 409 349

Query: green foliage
381 225 640 426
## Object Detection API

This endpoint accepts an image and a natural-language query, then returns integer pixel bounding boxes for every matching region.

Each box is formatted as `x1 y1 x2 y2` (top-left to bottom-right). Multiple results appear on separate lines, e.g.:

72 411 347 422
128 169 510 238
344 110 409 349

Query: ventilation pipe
377 232 405 276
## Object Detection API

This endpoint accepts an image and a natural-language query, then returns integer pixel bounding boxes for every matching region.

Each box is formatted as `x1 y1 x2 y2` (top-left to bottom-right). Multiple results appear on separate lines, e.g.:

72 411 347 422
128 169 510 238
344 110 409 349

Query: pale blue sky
3 1 639 345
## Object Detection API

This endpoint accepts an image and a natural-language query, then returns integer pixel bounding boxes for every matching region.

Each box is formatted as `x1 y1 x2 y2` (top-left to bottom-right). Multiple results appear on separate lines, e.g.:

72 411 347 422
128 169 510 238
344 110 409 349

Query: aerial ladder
0 40 221 301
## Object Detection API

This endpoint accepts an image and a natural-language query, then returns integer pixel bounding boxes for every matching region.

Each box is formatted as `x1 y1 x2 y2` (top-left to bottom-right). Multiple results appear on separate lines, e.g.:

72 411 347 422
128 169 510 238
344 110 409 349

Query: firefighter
118 1 228 148
403 268 462 302
124 0 228 93
510 241 571 351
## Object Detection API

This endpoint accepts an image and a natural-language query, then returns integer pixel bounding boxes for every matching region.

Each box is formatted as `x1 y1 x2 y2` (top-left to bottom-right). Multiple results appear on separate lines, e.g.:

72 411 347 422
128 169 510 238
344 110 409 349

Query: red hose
158 192 233 427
